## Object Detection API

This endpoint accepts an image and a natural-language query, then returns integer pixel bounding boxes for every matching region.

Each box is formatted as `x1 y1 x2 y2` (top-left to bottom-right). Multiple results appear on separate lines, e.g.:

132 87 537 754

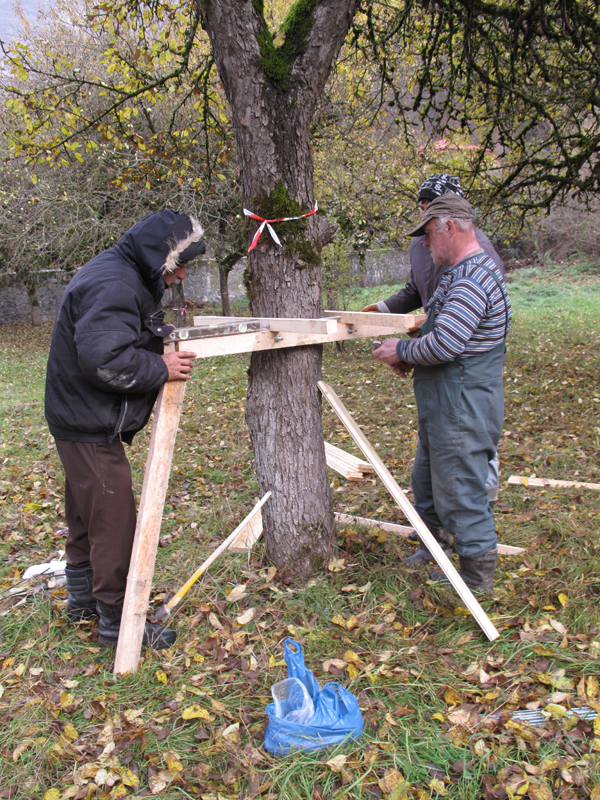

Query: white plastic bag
271 677 315 724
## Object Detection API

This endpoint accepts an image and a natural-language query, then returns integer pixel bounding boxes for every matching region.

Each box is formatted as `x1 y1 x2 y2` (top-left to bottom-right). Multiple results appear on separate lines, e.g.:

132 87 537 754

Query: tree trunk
26 282 43 327
218 264 231 316
170 280 186 327
204 0 358 578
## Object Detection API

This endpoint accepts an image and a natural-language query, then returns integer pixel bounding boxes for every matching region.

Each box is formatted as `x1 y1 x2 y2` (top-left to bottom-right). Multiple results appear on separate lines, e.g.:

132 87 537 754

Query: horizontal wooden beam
192 316 338 335
183 315 425 358
334 513 525 555
508 475 600 491
324 310 427 329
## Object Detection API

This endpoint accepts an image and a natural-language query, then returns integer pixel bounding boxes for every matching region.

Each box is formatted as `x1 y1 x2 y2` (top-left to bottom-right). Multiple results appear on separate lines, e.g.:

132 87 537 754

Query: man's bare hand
162 350 197 381
372 338 401 365
361 304 380 313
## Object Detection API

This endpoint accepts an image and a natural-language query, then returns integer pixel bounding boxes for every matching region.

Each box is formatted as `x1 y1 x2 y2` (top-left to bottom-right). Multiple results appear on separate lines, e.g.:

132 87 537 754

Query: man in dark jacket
45 210 205 649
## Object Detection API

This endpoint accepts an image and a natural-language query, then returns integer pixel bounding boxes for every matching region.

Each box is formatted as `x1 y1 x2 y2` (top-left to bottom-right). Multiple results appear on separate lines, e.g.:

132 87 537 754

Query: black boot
405 526 452 566
97 601 176 650
65 567 98 620
458 549 498 593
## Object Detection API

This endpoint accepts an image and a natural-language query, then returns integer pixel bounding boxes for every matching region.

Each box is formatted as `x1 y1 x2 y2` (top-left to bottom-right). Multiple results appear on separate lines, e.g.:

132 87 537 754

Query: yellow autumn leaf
594 715 600 736
332 613 347 628
62 724 78 742
346 615 358 629
528 781 554 800
118 767 140 787
327 754 348 772
432 713 445 722
428 778 448 795
14 663 26 677
544 704 569 718
44 791 61 800
558 593 568 607
591 783 600 800
587 676 600 698
155 669 168 684
60 691 74 708
111 785 129 799
166 754 183 771
347 663 360 680
181 704 212 721
344 650 361 663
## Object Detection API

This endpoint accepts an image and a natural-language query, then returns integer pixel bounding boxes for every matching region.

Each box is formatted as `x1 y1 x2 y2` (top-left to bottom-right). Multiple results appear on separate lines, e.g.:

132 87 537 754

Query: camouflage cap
408 192 475 237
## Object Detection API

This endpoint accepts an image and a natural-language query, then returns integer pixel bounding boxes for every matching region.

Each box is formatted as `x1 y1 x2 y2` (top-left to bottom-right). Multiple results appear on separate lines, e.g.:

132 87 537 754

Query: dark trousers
55 440 136 605
411 344 505 559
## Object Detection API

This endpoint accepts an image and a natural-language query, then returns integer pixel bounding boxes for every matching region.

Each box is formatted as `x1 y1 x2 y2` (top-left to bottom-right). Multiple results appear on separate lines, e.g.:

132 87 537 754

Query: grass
0 261 599 799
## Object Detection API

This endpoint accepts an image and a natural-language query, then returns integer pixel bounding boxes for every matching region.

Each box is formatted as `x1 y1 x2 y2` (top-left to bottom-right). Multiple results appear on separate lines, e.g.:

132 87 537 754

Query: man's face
423 218 453 266
164 265 187 287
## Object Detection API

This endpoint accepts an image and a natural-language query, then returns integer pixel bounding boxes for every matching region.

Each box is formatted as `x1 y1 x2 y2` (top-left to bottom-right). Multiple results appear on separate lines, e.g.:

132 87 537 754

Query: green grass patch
0 262 599 798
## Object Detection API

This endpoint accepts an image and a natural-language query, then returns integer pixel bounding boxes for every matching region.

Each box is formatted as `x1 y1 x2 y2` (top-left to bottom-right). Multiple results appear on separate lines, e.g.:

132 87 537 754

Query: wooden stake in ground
114 379 187 676
318 381 500 642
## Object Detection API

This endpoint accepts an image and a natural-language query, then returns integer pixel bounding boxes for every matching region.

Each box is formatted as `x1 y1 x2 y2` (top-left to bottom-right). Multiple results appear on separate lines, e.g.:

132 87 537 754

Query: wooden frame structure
114 311 424 675
318 381 501 642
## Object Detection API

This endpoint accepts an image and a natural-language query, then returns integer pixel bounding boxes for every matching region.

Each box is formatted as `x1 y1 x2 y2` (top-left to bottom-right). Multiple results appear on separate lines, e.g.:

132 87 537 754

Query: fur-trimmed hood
115 210 205 293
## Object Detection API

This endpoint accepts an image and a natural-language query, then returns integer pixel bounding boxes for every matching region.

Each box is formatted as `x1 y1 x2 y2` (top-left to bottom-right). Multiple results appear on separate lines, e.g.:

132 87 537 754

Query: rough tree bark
203 0 358 577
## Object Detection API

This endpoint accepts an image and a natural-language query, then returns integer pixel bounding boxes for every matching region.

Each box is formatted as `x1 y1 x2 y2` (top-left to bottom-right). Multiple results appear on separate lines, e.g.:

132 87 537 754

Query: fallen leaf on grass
181 704 214 721
378 768 408 798
155 669 168 685
236 608 256 625
226 584 247 602
326 754 348 772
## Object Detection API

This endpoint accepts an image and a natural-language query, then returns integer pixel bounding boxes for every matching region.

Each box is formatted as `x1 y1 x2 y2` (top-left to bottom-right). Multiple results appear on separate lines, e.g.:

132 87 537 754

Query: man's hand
362 304 380 313
372 338 413 379
162 350 197 381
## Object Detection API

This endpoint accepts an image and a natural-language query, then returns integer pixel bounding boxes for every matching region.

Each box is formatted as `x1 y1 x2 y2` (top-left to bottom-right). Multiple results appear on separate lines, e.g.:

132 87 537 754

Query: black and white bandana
417 174 464 203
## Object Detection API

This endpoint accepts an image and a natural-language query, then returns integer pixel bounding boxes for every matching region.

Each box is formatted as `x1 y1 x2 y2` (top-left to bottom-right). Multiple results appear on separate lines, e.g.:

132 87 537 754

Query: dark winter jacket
380 229 504 314
45 210 204 443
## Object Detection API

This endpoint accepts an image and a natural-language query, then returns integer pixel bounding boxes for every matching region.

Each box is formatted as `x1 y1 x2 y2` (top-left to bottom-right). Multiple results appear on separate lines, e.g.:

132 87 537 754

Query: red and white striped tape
243 201 318 251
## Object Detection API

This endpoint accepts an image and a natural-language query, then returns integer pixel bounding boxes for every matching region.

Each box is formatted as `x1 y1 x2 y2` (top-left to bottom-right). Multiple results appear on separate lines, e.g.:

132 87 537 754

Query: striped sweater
396 252 511 366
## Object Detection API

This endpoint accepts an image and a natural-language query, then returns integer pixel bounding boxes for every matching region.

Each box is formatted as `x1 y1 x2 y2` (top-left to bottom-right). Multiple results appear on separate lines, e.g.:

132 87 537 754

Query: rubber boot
404 526 452 566
65 567 98 620
97 601 176 650
458 549 498 593
407 531 421 543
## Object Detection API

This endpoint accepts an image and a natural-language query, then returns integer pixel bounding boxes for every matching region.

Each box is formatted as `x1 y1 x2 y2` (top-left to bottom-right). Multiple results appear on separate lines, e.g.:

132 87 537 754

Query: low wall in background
0 247 412 323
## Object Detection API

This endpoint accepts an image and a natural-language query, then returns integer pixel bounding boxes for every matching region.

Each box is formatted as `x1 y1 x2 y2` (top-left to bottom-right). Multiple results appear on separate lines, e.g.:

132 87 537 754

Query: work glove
361 304 380 312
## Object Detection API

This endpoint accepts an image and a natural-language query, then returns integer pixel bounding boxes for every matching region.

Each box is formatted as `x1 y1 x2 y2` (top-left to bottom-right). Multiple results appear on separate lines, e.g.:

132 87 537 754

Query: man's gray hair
436 216 475 233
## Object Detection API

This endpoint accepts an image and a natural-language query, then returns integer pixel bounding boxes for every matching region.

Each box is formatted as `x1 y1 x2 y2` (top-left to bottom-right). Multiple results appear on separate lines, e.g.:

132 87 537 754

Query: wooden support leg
114 380 187 676
319 381 500 642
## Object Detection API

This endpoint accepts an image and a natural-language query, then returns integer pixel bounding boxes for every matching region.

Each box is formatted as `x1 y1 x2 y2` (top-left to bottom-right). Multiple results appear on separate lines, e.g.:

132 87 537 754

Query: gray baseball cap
408 192 475 237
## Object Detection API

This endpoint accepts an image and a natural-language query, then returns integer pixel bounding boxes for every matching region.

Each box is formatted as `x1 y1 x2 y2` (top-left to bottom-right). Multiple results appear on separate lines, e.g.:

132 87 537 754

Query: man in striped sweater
373 193 511 592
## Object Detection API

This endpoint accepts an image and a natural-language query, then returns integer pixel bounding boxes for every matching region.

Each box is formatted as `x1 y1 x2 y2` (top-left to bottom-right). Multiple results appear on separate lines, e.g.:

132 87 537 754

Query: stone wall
1 247 412 323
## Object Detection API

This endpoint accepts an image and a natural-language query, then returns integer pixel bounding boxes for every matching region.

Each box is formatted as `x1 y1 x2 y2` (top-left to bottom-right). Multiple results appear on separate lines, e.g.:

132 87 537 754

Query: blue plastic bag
264 638 364 755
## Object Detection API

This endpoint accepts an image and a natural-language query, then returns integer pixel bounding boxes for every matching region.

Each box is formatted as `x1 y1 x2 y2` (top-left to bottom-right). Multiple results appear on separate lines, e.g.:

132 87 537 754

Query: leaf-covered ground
0 261 599 800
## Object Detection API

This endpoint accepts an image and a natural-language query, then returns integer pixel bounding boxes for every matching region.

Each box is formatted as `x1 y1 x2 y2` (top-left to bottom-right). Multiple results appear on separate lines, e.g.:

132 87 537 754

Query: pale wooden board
319 381 500 642
182 320 425 359
325 442 374 472
163 493 271 615
508 475 600 491
114 380 187 675
334 513 525 555
228 509 264 551
324 310 427 328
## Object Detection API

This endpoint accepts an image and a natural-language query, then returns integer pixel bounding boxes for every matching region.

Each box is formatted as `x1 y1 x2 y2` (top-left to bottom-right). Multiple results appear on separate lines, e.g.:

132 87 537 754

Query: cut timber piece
319 381 500 642
325 442 374 481
114 379 187 676
228 507 264 551
508 475 600 491
181 314 426 359
160 493 271 618
324 310 427 329
334 513 525 555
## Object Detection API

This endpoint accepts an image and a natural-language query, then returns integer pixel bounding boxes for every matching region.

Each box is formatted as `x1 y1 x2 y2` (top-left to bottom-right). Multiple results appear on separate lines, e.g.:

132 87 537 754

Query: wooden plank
183 318 424 359
324 310 427 329
319 381 500 642
114 379 187 675
508 475 600 491
192 316 338 335
325 442 374 472
334 513 525 555
157 493 271 620
228 505 264 551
